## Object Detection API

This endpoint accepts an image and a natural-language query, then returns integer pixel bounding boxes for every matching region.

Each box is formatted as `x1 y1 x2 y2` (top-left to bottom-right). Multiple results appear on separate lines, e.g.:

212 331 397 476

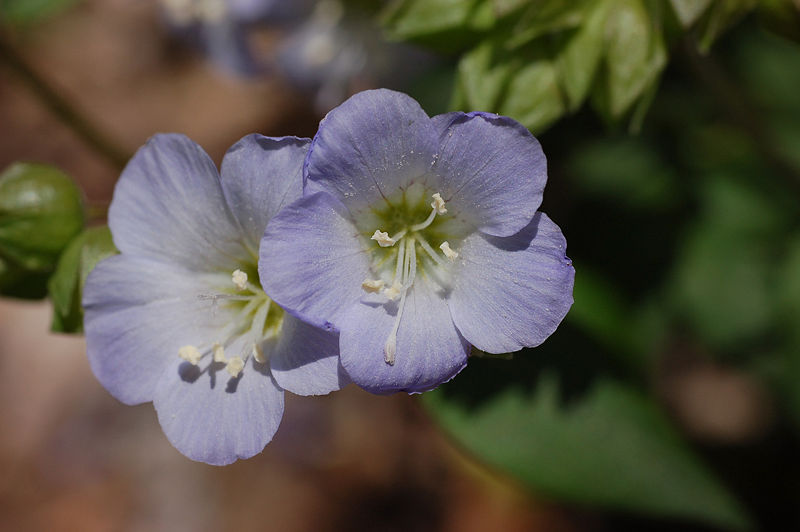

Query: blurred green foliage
396 2 800 529
427 377 751 530
0 0 81 25
0 162 85 298
383 0 795 133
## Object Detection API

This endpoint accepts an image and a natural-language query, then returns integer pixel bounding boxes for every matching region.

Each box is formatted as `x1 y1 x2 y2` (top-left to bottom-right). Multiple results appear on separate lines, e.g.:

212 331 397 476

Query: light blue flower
83 134 347 465
259 89 575 394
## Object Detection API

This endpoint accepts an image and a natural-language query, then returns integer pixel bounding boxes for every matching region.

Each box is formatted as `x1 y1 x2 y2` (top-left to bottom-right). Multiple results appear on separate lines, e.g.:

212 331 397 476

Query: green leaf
455 40 517 112
498 58 566 133
455 40 566 132
556 0 609 111
48 226 117 333
601 0 667 118
381 0 494 52
0 0 81 25
0 162 85 272
504 0 591 49
669 0 713 28
425 377 751 530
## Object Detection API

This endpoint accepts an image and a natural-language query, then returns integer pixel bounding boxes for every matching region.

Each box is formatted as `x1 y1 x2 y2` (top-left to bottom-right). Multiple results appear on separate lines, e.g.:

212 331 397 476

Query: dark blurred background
2 1 800 531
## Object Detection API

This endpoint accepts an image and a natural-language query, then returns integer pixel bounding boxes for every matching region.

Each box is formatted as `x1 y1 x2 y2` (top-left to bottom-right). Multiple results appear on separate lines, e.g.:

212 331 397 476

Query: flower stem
0 32 131 171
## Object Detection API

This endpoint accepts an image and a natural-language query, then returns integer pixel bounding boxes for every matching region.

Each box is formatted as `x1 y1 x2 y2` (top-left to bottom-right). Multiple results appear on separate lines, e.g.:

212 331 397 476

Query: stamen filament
410 207 437 232
416 235 448 269
392 238 407 285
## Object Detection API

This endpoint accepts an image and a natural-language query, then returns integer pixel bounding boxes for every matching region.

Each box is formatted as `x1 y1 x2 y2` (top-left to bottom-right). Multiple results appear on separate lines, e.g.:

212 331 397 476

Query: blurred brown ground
0 1 579 530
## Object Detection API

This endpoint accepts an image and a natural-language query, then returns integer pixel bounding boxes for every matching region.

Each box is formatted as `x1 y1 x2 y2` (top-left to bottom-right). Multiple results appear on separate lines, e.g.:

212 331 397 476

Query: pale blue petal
269 314 349 396
83 255 233 405
449 213 575 353
259 192 371 329
432 112 547 237
304 89 438 218
220 135 310 250
153 351 284 466
339 277 469 394
109 134 245 271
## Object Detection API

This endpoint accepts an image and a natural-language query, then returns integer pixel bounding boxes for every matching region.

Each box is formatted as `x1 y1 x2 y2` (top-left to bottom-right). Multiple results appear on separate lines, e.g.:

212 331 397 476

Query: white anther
212 342 227 363
362 278 385 293
383 282 402 301
371 230 396 247
178 345 202 365
232 269 248 291
431 193 447 214
226 356 245 378
252 343 266 364
384 337 396 365
440 241 459 261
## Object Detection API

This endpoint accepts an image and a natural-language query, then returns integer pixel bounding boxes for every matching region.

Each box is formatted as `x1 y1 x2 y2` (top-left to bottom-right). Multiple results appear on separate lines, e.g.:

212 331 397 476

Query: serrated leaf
0 162 85 272
425 377 751 530
48 225 117 333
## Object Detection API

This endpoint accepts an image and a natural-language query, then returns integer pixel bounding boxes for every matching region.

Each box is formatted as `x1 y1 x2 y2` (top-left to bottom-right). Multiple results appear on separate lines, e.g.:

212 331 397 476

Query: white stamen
440 241 459 261
252 343 266 363
410 208 437 232
226 356 245 378
383 282 402 301
232 269 248 291
431 193 447 214
178 345 202 365
384 241 415 365
212 342 227 363
371 230 396 247
417 236 449 269
362 278 385 293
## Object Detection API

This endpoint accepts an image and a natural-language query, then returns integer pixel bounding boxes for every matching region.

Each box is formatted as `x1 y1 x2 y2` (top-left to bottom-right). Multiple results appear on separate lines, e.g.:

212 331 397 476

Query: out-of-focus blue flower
159 0 313 75
277 0 435 112
259 89 575 394
83 134 348 465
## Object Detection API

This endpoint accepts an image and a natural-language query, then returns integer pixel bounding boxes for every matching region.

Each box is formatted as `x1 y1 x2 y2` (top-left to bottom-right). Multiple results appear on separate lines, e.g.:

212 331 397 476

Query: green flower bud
0 162 85 272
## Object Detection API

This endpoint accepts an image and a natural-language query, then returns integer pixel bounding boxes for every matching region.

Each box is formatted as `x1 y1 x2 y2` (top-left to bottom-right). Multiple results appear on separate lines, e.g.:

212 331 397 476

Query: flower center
177 267 284 379
362 192 459 366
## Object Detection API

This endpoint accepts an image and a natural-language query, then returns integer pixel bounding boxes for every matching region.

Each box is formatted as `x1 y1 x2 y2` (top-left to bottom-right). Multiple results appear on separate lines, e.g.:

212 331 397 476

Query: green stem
0 31 130 171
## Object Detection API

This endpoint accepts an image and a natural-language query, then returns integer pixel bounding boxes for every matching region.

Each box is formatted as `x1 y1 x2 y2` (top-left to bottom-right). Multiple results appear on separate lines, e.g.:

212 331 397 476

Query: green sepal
48 225 117 333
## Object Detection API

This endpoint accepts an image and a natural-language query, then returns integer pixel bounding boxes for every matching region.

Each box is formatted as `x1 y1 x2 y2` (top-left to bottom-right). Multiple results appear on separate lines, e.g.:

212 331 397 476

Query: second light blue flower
259 89 575 394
